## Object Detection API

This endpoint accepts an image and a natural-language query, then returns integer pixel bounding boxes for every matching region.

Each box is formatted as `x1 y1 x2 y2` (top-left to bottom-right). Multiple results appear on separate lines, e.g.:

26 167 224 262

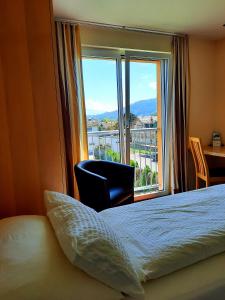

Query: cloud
140 74 149 80
85 98 117 114
149 81 157 90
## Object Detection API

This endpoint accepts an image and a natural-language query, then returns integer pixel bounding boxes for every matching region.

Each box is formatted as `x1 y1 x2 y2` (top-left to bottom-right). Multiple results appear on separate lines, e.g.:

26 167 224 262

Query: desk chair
75 160 134 212
189 137 225 189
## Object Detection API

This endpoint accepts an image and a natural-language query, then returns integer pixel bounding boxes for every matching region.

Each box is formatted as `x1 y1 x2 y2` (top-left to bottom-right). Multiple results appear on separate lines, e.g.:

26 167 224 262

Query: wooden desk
204 146 225 158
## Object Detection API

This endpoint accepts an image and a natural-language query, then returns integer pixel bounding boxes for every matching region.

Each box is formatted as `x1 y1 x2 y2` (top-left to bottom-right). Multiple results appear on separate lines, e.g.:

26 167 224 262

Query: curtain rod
55 18 185 37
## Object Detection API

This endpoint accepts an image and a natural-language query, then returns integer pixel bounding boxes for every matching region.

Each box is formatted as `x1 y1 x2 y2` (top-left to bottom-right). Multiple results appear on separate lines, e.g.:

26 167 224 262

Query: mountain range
87 98 157 120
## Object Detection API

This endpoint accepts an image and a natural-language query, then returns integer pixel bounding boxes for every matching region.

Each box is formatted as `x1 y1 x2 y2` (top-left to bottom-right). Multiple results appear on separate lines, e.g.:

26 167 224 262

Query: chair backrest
76 160 108 178
74 160 111 212
189 137 209 180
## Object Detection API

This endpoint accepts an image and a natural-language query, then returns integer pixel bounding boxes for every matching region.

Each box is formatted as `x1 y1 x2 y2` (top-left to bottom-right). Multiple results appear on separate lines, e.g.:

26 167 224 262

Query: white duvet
100 185 225 282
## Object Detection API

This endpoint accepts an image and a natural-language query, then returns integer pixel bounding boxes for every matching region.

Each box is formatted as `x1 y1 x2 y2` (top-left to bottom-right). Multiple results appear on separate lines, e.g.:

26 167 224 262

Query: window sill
134 190 169 202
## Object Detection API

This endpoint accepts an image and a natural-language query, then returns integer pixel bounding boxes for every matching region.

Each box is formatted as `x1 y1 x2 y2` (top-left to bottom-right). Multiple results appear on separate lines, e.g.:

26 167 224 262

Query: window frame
82 47 171 200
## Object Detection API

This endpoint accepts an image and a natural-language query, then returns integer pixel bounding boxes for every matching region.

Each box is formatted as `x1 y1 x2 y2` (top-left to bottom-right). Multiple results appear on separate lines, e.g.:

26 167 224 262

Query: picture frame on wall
212 131 221 147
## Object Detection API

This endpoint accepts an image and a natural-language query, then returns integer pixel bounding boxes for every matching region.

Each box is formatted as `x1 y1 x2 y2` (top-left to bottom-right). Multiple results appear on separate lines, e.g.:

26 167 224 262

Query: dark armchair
74 160 134 212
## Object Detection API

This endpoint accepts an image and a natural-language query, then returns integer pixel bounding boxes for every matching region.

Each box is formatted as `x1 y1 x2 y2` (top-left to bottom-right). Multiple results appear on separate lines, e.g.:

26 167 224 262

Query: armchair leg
196 176 199 189
113 195 134 207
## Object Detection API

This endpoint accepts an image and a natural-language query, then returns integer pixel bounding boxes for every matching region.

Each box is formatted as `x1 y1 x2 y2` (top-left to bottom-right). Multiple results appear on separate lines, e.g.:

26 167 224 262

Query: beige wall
188 36 225 183
80 25 171 53
189 37 216 145
215 39 225 141
189 36 225 146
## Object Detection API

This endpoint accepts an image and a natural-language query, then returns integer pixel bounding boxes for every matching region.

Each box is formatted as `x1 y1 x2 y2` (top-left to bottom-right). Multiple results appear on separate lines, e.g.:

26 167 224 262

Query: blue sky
82 58 157 115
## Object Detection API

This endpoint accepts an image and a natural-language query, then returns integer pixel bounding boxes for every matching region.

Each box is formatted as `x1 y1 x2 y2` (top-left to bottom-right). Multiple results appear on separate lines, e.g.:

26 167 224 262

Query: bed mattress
0 216 122 300
143 251 225 300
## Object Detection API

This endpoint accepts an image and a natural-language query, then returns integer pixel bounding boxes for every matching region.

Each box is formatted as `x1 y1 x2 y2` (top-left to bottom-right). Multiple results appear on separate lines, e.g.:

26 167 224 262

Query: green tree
103 118 110 123
139 165 158 186
98 124 104 131
129 113 141 128
130 160 139 168
106 149 120 162
94 144 111 160
112 121 119 130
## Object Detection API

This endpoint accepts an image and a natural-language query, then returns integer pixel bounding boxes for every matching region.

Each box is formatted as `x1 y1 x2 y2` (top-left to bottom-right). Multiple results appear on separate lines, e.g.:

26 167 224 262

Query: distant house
87 126 98 132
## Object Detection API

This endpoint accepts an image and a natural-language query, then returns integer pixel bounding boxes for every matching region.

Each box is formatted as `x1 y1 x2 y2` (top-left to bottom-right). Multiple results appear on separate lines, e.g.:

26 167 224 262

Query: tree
130 160 139 168
129 113 141 128
106 149 120 162
107 113 141 131
98 124 104 131
135 166 156 188
102 118 110 123
94 144 111 160
139 165 158 187
112 121 119 130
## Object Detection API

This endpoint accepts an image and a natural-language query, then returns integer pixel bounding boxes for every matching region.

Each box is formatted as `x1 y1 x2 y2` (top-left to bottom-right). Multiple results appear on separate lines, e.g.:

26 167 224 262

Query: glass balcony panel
88 128 159 195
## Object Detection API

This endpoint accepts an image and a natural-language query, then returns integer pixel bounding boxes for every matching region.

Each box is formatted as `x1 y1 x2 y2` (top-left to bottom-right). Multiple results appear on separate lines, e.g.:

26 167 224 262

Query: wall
189 36 216 145
189 36 225 147
80 25 171 53
0 0 66 218
215 39 225 141
188 36 225 185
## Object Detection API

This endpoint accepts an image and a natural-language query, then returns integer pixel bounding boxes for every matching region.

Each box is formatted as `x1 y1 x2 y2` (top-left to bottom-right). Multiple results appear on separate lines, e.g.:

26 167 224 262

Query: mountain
88 98 157 120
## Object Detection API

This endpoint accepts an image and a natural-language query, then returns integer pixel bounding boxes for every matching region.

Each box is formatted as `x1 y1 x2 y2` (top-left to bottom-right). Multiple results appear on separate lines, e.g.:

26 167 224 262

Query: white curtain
161 58 171 193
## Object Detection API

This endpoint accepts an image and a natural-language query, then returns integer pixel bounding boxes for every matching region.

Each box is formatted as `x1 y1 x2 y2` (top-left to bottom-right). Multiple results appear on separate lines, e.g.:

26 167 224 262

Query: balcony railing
87 128 160 195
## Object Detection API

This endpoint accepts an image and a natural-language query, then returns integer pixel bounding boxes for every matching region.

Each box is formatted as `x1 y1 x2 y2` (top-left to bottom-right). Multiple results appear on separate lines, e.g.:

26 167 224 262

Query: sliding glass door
82 56 124 163
123 55 162 194
82 48 169 196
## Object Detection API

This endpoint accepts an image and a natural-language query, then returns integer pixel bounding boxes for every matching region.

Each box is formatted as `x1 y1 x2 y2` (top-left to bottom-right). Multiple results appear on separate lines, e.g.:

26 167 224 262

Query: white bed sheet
100 184 225 282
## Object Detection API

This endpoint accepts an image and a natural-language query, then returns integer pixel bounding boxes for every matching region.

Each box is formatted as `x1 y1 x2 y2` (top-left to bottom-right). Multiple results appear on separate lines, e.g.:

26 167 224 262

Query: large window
82 48 170 198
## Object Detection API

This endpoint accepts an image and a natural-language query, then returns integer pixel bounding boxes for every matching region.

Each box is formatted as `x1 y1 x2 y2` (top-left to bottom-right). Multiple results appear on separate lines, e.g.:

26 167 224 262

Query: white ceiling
53 0 225 40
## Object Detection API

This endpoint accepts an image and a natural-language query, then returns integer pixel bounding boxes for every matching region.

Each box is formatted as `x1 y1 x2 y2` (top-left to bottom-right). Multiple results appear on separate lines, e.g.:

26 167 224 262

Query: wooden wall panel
0 57 16 216
0 0 66 218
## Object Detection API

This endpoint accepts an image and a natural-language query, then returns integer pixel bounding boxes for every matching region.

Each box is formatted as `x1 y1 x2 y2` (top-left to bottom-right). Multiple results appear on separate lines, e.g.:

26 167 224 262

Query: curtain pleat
161 59 171 192
55 22 88 198
171 36 190 193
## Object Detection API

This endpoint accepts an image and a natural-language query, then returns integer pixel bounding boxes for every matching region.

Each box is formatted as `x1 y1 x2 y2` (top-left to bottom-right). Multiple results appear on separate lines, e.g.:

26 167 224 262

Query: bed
1 185 225 300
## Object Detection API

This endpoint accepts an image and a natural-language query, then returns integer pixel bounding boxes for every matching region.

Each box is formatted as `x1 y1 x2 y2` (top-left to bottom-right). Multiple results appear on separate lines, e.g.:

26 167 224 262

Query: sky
82 58 157 115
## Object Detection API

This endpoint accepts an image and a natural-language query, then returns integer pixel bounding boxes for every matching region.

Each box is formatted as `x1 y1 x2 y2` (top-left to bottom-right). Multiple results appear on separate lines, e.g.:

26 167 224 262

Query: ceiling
53 0 225 40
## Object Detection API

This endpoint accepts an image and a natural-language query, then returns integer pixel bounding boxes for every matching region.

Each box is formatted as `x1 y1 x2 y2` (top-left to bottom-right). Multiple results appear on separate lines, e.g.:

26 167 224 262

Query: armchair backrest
75 160 112 211
77 160 109 178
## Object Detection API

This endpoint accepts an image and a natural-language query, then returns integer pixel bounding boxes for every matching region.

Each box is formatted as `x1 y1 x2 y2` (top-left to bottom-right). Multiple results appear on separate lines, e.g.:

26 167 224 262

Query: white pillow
44 191 144 299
